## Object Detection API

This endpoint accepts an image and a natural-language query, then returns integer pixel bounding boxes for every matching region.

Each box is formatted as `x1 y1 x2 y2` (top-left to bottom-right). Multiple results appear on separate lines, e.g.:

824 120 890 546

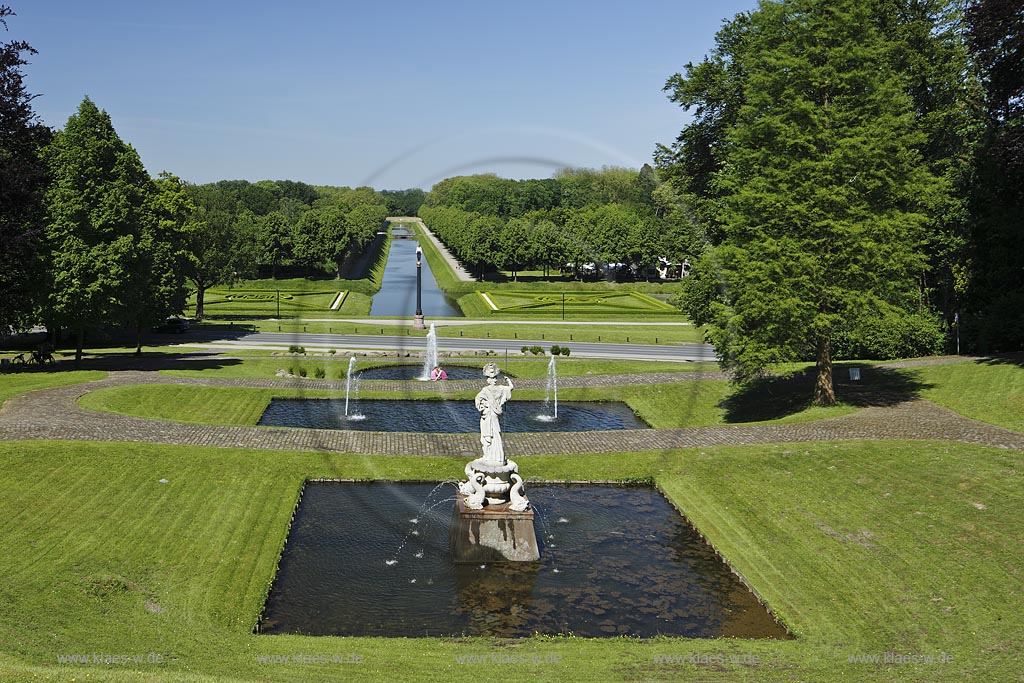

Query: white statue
474 362 513 465
457 362 530 512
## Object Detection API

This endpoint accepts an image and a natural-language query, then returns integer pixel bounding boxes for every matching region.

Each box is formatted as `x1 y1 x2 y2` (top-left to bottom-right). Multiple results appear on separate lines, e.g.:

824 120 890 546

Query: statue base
450 495 540 563
412 314 425 330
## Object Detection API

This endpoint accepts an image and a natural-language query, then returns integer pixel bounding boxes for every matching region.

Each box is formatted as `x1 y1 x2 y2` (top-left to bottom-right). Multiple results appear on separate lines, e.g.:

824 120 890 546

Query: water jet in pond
536 354 558 422
419 323 438 381
257 399 647 432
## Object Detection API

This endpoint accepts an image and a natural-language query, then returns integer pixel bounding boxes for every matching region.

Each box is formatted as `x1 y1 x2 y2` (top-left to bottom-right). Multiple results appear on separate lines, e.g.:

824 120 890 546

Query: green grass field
0 369 106 406
248 320 706 344
78 376 855 429
159 357 719 381
0 439 1018 682
468 290 682 317
914 359 1024 432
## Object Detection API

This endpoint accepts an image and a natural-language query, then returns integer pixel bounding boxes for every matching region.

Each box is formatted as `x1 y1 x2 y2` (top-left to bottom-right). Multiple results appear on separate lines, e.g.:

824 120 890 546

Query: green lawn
78 377 853 429
466 290 682 318
159 357 720 381
0 439 1017 681
249 320 706 344
913 359 1024 432
0 369 106 407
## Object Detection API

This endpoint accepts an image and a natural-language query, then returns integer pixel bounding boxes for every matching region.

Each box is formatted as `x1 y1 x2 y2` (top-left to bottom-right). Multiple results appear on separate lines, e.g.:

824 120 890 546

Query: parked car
152 317 190 334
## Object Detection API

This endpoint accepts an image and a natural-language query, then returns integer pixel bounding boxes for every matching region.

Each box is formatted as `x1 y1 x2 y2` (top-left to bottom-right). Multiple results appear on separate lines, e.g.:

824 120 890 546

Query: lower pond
257 482 791 639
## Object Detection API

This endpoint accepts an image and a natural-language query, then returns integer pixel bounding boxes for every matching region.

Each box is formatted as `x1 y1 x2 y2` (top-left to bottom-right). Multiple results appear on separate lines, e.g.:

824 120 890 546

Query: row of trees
185 180 393 317
419 167 687 280
656 0 1022 404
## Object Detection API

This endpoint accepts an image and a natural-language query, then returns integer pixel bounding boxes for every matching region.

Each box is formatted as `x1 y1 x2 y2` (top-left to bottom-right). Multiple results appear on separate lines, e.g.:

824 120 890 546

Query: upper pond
370 237 461 317
257 398 649 432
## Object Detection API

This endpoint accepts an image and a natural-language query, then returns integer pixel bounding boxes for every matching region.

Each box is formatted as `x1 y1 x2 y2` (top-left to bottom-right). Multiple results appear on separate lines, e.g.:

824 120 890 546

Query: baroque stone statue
458 362 529 512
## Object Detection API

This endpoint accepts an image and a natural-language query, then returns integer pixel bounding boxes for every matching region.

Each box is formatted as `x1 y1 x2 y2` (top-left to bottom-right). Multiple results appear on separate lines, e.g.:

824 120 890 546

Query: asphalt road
183 330 717 363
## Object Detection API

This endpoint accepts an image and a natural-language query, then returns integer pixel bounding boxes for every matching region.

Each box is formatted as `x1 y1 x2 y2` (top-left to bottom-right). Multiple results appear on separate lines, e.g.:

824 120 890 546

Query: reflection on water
257 398 649 432
258 483 791 639
357 364 485 381
370 238 461 317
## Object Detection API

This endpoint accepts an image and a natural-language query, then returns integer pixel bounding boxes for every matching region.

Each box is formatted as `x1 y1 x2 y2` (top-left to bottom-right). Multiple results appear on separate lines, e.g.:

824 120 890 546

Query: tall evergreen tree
0 6 50 333
676 0 940 404
42 98 153 362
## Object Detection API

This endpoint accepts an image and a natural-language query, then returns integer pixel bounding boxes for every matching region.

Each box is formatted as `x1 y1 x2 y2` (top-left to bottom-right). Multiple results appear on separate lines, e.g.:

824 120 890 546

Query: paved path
2 369 1021 455
177 330 718 362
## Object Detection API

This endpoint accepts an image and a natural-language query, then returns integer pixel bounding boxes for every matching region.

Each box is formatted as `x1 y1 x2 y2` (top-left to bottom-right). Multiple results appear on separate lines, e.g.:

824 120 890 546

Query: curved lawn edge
0 370 107 408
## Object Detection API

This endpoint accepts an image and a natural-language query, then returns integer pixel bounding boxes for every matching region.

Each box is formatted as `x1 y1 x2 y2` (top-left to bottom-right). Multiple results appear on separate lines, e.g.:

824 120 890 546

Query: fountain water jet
538 355 558 422
343 357 364 420
419 323 438 381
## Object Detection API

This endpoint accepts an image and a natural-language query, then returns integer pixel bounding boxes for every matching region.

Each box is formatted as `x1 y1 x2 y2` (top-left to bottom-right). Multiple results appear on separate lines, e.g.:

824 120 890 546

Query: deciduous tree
0 6 50 333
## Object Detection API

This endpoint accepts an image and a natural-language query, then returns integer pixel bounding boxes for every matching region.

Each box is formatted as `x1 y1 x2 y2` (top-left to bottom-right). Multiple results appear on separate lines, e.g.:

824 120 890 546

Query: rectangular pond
257 398 649 432
257 482 790 639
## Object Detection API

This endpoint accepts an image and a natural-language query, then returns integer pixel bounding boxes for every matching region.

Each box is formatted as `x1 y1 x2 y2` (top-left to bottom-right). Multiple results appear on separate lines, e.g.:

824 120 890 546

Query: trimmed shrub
288 345 306 354
313 366 326 379
297 366 308 377
530 345 545 355
561 346 571 356
550 345 562 355
833 309 946 360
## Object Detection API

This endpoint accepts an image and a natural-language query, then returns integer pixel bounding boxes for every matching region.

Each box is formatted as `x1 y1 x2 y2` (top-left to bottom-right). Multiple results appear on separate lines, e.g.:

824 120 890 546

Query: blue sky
14 0 757 190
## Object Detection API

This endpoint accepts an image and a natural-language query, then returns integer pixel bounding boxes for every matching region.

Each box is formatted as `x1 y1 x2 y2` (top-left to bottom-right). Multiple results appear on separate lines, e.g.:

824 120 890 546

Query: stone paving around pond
1 366 1022 455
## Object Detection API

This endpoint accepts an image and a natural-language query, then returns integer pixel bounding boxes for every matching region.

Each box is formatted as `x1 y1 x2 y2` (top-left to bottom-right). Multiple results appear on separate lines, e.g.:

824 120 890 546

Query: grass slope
0 440 1018 682
913 359 1024 432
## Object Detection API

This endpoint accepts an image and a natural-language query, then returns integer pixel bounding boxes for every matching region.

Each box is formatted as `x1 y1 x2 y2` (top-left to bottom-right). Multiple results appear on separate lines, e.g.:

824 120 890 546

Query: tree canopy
0 6 50 333
662 0 947 404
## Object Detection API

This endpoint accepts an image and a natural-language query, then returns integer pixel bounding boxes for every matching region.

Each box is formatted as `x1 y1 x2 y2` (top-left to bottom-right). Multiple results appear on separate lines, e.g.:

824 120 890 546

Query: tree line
184 181 410 317
418 166 690 280
654 0 1022 404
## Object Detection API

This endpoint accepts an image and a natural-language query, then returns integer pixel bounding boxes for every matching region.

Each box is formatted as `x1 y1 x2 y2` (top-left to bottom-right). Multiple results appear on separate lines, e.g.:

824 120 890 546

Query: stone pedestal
450 494 539 563
412 314 425 330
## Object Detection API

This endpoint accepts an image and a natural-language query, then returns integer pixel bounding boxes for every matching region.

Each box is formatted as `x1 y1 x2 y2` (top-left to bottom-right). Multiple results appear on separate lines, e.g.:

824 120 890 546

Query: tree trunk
196 283 206 320
75 327 84 366
813 336 836 406
135 323 143 356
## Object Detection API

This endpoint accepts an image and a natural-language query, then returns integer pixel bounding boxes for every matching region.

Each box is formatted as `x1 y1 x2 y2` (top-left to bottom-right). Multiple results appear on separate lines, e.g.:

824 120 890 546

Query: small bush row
520 345 571 356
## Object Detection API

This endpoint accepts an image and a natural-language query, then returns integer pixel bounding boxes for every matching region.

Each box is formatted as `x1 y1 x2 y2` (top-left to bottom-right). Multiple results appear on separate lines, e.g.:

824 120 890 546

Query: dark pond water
258 482 791 639
370 238 461 317
257 398 648 432
357 364 487 381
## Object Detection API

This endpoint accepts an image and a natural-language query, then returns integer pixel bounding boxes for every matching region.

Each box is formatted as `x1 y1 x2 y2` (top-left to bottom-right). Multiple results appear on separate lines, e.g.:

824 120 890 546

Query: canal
369 235 462 317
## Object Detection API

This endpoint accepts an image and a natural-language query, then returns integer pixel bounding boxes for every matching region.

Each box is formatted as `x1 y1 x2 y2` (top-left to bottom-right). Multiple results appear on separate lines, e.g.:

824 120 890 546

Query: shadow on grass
722 364 935 423
976 353 1024 369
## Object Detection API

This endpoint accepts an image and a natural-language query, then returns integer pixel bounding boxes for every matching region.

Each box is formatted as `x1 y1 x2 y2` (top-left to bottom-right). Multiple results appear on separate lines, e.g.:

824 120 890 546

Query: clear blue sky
14 0 757 190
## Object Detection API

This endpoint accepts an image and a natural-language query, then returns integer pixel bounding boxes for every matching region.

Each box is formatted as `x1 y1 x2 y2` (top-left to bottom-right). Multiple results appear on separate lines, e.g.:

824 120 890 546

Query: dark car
152 317 190 334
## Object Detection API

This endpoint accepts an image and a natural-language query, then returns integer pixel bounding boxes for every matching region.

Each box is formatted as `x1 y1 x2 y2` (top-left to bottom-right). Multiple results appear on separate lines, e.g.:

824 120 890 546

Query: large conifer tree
676 0 940 404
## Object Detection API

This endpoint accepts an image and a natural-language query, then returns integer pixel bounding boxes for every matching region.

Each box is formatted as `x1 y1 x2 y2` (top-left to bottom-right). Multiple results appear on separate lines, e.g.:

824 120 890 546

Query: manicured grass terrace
0 439 1018 681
